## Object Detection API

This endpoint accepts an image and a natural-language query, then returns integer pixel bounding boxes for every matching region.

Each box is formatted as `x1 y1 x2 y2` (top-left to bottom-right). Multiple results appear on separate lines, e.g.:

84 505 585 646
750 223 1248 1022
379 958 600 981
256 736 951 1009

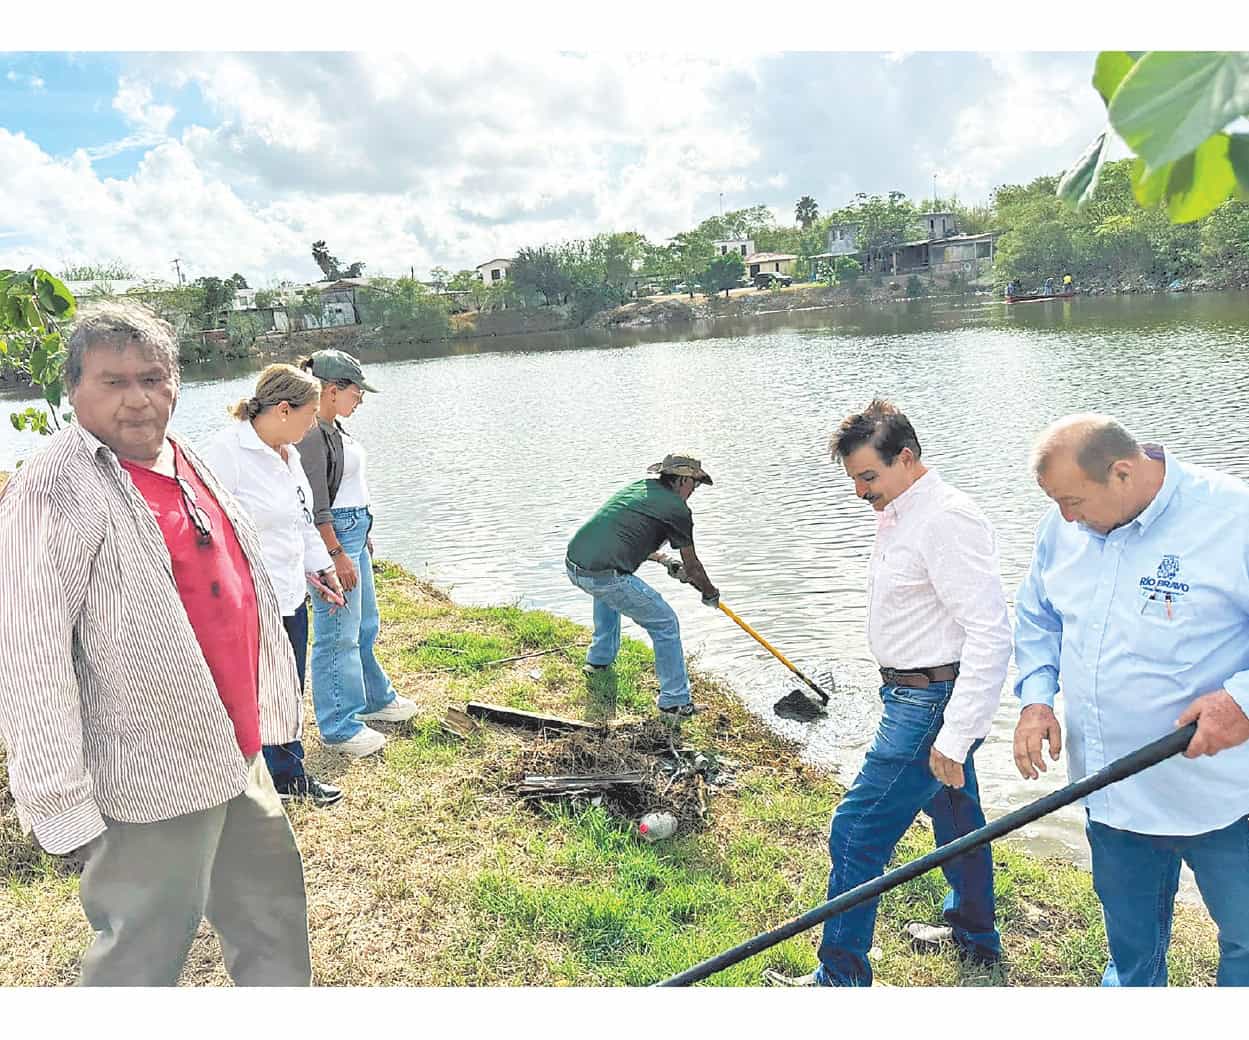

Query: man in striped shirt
0 302 311 986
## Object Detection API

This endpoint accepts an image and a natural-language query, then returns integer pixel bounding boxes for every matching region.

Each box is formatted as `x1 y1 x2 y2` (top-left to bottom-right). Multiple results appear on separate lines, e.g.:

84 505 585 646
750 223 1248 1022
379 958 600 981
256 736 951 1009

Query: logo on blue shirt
1140 554 1189 596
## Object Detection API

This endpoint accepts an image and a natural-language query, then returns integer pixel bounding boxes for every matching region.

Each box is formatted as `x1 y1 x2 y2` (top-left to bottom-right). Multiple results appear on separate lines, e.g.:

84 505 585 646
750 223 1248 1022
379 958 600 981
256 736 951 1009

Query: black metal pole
657 722 1197 986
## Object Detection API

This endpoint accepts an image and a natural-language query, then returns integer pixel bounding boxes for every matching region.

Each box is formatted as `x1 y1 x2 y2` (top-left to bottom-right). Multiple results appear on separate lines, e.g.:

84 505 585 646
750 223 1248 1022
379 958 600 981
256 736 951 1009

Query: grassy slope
0 562 1219 986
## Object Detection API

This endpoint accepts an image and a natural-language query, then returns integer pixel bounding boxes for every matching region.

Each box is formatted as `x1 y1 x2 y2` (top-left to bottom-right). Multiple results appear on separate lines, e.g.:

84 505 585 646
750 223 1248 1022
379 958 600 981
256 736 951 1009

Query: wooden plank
516 772 645 797
441 706 481 740
520 773 643 787
466 701 603 733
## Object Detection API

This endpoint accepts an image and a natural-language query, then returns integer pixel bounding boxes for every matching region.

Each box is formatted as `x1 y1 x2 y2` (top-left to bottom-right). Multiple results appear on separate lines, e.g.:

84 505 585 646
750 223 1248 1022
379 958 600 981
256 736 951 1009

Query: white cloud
926 52 1108 200
1 52 1115 284
6 69 46 91
112 76 175 134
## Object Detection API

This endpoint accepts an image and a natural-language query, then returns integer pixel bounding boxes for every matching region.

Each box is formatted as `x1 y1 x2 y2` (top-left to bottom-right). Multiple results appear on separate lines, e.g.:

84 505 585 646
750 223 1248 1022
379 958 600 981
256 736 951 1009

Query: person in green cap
565 453 721 717
296 350 416 758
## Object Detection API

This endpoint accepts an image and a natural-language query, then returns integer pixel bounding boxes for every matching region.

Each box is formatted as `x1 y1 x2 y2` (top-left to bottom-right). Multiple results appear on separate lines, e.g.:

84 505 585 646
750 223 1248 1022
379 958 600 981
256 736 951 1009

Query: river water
5 291 1247 887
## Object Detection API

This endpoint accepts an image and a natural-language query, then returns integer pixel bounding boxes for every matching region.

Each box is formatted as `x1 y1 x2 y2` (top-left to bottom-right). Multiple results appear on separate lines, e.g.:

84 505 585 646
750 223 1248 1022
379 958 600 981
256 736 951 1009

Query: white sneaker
330 726 387 758
905 921 954 949
357 695 418 724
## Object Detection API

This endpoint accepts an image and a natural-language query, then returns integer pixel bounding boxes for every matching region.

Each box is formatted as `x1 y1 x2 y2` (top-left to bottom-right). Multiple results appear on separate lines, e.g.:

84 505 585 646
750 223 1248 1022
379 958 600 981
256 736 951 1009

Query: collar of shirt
1073 443 1179 541
73 421 120 469
878 469 941 529
238 417 279 456
1127 444 1180 536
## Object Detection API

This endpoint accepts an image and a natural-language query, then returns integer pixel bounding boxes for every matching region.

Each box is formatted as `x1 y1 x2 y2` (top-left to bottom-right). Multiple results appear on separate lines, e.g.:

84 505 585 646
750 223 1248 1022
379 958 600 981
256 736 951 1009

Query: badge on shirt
1139 554 1189 599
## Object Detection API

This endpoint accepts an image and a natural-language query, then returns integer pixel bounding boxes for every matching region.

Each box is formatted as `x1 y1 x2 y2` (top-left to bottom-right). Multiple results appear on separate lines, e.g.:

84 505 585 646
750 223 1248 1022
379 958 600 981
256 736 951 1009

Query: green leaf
1109 51 1249 171
1093 51 1139 105
0 339 7 356
1131 157 1171 208
20 296 43 332
9 413 22 431
1231 133 1249 192
33 271 76 321
1164 133 1240 222
1057 132 1110 208
1130 133 1240 221
43 381 62 408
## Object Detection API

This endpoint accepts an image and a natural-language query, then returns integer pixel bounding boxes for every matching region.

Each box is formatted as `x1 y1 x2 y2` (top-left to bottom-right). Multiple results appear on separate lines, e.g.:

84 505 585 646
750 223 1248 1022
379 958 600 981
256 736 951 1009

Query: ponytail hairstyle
229 363 320 421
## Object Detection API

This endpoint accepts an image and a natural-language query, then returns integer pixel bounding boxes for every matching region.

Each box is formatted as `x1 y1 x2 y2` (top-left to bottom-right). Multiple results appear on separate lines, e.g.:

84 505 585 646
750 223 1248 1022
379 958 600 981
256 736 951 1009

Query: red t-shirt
121 443 262 757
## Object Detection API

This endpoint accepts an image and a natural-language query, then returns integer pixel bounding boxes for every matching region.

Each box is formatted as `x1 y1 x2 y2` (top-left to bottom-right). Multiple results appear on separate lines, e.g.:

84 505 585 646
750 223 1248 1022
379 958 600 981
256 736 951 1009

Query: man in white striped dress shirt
775 399 1012 987
0 302 311 986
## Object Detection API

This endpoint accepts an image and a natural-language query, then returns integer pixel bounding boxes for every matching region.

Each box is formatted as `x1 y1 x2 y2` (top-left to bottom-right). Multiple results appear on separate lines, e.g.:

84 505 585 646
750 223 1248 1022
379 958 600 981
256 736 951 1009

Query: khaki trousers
77 755 312 986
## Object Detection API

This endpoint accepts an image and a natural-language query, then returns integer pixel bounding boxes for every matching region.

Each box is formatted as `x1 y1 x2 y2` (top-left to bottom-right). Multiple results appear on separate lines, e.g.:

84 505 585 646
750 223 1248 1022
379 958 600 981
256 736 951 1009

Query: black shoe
276 775 343 808
582 662 611 675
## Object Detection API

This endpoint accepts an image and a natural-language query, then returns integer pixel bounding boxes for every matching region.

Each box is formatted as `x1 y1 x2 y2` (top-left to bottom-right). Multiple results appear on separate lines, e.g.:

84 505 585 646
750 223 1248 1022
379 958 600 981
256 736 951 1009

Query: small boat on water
1005 290 1076 304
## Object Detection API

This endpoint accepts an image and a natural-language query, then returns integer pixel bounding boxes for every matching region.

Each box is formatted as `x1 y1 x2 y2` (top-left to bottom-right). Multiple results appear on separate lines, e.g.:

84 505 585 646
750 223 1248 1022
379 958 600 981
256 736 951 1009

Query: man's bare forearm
679 545 717 598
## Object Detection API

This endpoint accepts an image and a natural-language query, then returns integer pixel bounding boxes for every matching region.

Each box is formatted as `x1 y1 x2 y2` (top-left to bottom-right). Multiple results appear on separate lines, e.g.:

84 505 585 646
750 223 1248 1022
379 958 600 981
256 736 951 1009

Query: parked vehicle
753 271 793 289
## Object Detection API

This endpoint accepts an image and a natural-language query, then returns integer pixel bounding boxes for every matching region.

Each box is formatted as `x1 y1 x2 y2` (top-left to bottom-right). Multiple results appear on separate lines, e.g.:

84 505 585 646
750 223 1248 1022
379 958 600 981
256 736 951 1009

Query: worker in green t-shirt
565 453 721 718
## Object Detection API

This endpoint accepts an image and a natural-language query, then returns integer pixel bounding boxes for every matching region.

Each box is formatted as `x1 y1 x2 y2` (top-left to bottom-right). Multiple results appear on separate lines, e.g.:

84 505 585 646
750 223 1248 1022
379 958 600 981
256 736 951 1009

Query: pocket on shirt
1129 596 1197 664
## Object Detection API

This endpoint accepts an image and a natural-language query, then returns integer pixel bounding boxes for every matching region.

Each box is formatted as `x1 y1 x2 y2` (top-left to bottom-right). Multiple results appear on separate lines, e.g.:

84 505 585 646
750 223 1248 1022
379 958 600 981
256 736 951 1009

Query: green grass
0 562 1222 986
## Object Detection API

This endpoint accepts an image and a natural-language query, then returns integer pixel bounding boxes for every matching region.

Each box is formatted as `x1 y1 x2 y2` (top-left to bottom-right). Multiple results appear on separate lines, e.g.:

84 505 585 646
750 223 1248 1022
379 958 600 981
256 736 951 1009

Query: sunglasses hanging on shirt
296 484 314 526
173 463 214 547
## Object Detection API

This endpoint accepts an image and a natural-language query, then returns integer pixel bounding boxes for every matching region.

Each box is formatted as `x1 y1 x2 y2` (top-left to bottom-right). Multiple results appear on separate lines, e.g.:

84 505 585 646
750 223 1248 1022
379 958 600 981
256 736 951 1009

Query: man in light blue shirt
1013 414 1249 986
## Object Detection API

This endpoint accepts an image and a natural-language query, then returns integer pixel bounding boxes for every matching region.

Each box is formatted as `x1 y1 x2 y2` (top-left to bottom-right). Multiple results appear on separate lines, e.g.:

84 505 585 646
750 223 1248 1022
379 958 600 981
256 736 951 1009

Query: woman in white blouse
202 364 346 807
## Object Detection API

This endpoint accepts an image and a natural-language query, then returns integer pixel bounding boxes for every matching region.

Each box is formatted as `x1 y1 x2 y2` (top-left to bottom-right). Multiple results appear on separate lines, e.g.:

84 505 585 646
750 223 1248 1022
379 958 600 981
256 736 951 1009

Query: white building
476 258 512 284
232 288 258 311
824 223 860 257
712 239 754 259
920 211 958 240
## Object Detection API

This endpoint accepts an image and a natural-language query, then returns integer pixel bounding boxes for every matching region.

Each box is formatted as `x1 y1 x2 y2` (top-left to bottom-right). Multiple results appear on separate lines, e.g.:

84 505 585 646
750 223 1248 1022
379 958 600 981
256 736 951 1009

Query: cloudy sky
0 49 1115 287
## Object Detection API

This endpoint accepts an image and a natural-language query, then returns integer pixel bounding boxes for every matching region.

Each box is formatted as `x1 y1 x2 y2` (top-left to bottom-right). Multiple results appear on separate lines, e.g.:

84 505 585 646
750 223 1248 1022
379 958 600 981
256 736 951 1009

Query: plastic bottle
638 811 678 842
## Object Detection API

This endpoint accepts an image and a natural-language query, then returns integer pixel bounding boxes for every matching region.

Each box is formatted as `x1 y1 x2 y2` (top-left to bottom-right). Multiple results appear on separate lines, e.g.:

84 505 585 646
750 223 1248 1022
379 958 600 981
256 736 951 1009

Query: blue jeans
565 560 691 708
263 601 309 788
310 507 398 744
816 680 1000 986
1087 814 1249 986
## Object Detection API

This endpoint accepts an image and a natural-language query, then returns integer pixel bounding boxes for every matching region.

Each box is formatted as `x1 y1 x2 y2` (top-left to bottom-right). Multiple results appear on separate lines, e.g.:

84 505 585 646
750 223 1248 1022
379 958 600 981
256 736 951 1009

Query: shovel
659 559 832 720
716 601 832 721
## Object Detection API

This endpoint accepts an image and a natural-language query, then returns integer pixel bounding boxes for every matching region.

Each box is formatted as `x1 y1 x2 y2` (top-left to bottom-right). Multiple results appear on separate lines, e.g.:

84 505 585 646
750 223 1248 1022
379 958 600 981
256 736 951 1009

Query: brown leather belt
879 663 960 689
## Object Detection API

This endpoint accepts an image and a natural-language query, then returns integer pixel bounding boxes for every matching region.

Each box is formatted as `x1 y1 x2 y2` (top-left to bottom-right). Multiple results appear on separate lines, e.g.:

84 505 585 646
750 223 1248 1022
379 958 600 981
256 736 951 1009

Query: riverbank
194 279 1249 367
0 563 1220 986
2 281 1244 394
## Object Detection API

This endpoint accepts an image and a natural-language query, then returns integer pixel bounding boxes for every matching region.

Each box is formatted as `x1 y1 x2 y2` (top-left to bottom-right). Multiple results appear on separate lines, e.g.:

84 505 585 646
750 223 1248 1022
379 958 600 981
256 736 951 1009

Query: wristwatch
328 546 344 558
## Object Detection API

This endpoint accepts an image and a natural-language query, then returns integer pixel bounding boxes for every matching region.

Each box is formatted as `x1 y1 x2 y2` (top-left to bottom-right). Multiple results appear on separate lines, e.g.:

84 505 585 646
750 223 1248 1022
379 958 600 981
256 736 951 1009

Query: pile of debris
442 701 737 836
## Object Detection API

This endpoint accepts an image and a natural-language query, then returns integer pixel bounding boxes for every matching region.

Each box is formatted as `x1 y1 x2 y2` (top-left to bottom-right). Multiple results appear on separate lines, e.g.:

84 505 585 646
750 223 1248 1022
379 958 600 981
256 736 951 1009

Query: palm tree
795 195 820 229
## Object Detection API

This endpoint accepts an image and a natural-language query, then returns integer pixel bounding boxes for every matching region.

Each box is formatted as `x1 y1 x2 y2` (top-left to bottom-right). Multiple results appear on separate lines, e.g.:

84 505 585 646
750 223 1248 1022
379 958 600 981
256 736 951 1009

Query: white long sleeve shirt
201 420 333 615
866 470 1013 761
